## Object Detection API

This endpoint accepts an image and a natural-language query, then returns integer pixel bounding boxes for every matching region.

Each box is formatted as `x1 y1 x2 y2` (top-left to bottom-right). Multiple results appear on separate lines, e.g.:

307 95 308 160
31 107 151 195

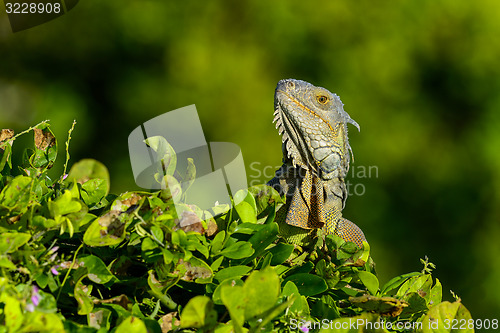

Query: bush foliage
0 122 476 332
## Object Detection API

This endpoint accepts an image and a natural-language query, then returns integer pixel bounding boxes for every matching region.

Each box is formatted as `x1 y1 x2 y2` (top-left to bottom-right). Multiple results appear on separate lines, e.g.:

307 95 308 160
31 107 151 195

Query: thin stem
56 243 83 301
61 120 77 179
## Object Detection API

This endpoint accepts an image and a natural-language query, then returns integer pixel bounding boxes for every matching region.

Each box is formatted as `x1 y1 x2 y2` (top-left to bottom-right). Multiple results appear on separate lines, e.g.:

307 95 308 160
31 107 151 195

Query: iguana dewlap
267 79 366 247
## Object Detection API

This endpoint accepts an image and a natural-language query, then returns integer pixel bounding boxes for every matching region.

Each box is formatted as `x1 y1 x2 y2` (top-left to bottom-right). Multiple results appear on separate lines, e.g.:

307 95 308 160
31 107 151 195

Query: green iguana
267 79 366 247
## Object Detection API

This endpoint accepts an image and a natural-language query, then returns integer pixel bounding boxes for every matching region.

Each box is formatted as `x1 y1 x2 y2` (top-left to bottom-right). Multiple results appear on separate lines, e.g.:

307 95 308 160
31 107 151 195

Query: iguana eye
317 95 329 104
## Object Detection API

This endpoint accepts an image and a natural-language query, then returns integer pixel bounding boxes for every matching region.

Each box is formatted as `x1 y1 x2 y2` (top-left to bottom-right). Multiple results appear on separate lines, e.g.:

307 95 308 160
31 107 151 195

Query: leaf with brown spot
0 129 14 172
93 294 131 309
29 125 58 169
349 295 409 317
161 312 180 332
0 129 14 144
34 128 55 150
179 210 204 233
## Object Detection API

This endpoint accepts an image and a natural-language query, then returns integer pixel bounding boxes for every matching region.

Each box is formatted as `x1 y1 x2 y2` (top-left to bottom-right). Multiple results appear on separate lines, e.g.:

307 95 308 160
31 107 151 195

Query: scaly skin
267 79 366 247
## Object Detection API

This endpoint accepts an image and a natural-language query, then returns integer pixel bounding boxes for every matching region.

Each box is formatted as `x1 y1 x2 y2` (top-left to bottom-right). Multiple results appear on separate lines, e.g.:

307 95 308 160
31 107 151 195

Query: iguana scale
267 79 366 247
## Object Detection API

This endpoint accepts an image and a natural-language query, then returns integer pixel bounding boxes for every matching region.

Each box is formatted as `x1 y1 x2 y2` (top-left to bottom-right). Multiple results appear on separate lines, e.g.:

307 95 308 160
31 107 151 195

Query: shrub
0 122 474 332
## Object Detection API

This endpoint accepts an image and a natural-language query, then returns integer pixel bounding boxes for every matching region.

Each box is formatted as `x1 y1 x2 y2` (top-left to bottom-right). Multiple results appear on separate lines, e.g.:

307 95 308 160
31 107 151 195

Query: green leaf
83 212 127 247
220 268 281 326
420 301 473 333
287 261 315 275
143 319 162 333
48 190 82 216
31 215 56 230
115 316 148 333
243 268 280 319
212 278 244 305
267 243 294 265
75 277 94 315
186 239 210 259
402 292 428 315
220 241 254 259
180 296 218 329
81 178 108 207
36 290 58 314
315 259 340 289
132 303 146 319
4 296 23 331
150 225 164 244
281 281 304 314
65 159 110 195
210 255 224 271
312 295 337 319
211 231 225 254
79 255 115 284
283 273 328 296
380 272 421 295
233 222 266 234
0 175 32 215
429 278 442 307
220 285 246 332
241 222 279 264
100 303 132 321
214 266 252 282
0 255 16 269
219 268 280 331
142 237 162 262
0 232 30 253
357 271 379 295
0 142 13 172
233 189 257 211
397 274 432 301
21 312 65 332
235 201 257 223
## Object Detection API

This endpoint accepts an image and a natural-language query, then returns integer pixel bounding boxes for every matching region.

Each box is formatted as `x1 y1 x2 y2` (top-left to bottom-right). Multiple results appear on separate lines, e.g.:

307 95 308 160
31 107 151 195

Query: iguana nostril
286 81 295 89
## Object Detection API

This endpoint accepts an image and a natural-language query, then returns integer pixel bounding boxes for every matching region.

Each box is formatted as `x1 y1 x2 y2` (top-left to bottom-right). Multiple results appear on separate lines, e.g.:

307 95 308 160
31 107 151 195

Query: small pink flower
31 293 40 306
49 246 59 254
29 285 40 310
50 266 59 275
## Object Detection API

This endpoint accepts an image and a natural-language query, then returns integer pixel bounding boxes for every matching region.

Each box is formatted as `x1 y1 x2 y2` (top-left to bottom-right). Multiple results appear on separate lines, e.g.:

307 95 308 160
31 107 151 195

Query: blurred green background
1 0 500 322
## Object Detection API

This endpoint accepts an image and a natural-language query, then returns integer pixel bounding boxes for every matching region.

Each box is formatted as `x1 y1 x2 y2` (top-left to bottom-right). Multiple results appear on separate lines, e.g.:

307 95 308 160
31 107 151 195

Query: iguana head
273 79 359 179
